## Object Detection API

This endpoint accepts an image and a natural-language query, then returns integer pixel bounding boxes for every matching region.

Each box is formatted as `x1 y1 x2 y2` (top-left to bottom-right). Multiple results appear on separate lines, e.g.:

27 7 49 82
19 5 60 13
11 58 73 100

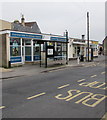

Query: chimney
21 14 25 26
82 35 85 40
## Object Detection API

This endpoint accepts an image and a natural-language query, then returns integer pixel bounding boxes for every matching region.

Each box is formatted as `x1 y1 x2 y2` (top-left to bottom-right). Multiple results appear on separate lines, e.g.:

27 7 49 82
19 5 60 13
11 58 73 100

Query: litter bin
8 61 11 68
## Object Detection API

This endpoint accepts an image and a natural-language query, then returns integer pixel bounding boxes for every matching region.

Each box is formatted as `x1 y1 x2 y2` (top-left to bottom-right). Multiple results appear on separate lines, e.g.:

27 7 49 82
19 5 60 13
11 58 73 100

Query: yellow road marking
58 84 70 89
91 75 97 78
0 106 5 109
55 88 107 108
101 72 105 74
27 92 46 100
77 79 86 82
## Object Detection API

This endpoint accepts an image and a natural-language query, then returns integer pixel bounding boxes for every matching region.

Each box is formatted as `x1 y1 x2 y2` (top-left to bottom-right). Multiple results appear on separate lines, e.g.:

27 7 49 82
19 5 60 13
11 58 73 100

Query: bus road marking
58 84 70 89
27 92 46 100
55 89 107 107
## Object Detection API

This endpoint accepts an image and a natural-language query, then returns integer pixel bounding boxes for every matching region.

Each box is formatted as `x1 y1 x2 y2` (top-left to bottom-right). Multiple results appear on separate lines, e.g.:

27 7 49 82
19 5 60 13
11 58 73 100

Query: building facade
0 30 67 67
68 38 87 60
0 16 99 67
103 36 107 56
68 38 99 60
0 19 11 30
89 40 99 57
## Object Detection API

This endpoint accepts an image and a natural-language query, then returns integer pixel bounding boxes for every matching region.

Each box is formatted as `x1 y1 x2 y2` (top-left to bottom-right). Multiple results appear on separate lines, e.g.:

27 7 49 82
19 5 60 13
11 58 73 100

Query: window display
10 38 21 56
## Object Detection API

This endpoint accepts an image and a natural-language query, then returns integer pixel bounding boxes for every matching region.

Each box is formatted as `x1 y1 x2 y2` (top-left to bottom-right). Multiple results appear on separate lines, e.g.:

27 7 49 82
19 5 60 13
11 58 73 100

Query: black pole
45 42 47 68
87 12 90 62
66 30 68 64
40 44 41 67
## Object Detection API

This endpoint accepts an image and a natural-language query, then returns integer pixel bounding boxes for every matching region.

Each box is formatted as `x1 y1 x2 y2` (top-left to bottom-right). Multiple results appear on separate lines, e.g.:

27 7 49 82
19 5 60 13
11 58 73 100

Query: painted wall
0 20 11 30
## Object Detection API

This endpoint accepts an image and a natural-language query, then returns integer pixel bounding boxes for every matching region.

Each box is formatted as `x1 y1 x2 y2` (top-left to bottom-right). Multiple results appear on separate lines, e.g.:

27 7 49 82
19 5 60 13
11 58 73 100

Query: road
1 59 106 119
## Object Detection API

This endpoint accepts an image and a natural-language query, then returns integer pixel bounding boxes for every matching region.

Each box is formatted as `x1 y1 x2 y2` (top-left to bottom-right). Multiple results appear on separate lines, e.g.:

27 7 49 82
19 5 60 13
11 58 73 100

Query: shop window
10 46 21 56
33 45 40 56
25 47 31 55
25 39 31 45
62 51 66 56
10 38 21 46
62 43 66 51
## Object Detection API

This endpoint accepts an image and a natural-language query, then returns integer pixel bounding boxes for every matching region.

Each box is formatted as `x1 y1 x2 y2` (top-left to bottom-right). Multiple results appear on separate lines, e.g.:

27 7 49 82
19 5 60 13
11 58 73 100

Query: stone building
103 36 107 56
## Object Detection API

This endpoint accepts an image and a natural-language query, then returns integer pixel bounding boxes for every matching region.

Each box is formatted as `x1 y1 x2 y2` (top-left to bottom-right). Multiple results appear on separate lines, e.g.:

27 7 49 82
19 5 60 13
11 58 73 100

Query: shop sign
10 57 21 63
34 55 40 61
50 37 66 42
10 32 42 39
91 41 98 45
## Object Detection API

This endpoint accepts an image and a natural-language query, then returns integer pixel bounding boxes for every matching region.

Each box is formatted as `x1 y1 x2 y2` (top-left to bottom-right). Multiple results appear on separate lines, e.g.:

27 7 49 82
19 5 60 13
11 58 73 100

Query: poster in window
12 40 18 56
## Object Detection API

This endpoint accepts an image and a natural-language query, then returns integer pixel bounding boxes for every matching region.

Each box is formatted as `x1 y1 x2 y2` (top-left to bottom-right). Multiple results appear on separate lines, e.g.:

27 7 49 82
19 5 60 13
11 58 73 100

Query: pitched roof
25 22 36 27
12 21 41 33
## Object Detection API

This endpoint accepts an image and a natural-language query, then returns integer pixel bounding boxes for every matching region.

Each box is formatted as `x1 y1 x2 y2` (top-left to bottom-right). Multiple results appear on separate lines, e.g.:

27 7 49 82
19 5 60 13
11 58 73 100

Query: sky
0 0 106 43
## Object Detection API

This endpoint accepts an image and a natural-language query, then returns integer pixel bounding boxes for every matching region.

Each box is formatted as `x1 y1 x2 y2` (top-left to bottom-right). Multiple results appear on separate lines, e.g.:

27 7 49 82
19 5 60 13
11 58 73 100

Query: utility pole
87 12 90 62
66 30 68 64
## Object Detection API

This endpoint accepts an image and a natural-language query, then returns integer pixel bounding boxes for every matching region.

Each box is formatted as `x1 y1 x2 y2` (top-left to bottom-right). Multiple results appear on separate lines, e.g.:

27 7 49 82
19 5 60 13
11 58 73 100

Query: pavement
0 55 105 79
102 113 107 120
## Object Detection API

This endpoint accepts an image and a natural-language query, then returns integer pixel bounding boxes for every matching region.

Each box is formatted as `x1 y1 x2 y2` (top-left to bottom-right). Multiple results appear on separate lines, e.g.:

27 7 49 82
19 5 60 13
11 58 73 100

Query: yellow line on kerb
27 92 46 100
91 75 97 78
58 84 70 89
0 106 5 109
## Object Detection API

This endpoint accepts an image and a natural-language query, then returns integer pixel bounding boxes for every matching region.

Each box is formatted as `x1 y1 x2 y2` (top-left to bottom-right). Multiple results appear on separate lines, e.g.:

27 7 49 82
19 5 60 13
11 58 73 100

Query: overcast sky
1 1 106 43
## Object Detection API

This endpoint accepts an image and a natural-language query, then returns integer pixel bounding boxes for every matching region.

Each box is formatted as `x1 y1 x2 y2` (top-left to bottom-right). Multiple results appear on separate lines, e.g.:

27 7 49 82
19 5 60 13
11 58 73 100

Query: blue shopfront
9 31 67 67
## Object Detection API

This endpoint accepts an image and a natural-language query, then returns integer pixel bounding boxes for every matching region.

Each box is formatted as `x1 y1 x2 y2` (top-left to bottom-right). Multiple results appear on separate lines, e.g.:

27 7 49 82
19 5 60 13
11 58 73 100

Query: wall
105 2 107 37
104 37 107 56
68 39 74 59
0 20 11 30
0 34 10 67
0 35 2 66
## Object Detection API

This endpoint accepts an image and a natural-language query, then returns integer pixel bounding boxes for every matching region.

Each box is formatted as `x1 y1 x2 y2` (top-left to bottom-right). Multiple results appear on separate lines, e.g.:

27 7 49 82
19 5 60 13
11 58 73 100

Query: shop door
77 47 80 56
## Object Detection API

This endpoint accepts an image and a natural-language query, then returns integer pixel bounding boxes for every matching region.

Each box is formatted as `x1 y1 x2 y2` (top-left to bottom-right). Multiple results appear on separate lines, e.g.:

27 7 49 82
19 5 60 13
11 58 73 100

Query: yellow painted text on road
81 94 107 107
27 92 46 100
55 89 107 107
78 81 107 90
55 89 80 100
